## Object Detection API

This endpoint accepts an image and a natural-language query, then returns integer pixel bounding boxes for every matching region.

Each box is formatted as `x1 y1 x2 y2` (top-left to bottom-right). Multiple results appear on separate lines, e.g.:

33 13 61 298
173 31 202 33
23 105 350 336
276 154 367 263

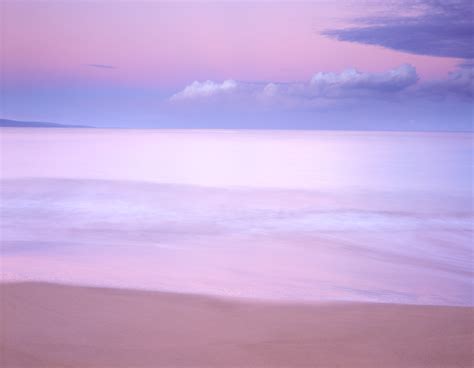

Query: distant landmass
0 119 92 128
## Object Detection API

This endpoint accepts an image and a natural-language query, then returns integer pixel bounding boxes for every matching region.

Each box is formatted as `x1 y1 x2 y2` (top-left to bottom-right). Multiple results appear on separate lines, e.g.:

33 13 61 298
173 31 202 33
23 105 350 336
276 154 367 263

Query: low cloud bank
169 64 472 108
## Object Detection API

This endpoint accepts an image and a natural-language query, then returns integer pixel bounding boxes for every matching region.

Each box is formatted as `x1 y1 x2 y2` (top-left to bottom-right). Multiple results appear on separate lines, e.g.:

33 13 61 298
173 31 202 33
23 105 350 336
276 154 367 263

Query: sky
1 0 473 130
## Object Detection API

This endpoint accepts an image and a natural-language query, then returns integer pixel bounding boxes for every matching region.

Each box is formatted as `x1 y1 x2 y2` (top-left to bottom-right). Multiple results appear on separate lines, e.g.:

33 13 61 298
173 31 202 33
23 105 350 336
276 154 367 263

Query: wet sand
1 282 472 368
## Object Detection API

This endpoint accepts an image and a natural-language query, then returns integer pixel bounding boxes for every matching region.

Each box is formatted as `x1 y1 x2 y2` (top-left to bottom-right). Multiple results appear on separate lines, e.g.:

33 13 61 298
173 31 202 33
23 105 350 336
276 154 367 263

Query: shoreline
1 282 472 367
1 280 471 307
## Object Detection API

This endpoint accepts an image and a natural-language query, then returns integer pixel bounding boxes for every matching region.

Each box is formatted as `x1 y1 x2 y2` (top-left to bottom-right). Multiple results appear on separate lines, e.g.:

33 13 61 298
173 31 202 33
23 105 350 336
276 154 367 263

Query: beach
1 282 473 368
3 0 474 366
1 128 473 367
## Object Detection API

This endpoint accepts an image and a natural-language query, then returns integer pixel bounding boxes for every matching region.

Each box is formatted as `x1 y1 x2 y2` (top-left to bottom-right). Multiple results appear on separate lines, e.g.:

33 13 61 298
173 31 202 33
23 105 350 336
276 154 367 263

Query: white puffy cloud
168 65 429 108
170 79 237 100
309 64 419 96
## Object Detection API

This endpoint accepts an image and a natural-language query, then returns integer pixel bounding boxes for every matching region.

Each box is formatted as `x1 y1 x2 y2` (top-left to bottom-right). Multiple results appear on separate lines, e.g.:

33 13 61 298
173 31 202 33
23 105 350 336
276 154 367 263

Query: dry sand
1 282 473 368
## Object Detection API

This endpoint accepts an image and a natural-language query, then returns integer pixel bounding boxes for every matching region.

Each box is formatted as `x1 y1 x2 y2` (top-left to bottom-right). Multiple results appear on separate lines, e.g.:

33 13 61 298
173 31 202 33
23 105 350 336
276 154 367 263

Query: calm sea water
1 128 472 305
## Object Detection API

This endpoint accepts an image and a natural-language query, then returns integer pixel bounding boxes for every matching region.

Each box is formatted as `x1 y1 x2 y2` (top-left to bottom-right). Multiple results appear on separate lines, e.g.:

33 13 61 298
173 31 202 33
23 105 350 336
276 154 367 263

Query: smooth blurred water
1 128 472 305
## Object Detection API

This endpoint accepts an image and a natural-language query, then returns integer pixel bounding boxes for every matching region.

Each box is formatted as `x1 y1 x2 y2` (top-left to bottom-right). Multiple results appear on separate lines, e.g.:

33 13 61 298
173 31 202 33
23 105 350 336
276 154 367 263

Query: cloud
169 64 474 112
418 63 474 100
86 64 116 69
169 65 419 108
309 64 418 96
322 0 474 59
170 80 237 100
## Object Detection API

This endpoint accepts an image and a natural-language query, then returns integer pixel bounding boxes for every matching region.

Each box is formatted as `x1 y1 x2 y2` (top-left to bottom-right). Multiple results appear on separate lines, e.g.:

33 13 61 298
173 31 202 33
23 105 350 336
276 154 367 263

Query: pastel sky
1 0 473 130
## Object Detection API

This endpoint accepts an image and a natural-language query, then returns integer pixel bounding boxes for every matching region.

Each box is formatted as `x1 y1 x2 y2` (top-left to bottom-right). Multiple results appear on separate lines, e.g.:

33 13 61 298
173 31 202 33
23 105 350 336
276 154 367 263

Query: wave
1 178 472 306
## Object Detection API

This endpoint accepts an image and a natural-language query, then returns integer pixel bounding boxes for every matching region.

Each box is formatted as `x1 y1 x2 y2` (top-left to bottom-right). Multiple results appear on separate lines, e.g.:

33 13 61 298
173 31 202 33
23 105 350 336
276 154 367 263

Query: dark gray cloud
86 64 116 69
323 0 474 59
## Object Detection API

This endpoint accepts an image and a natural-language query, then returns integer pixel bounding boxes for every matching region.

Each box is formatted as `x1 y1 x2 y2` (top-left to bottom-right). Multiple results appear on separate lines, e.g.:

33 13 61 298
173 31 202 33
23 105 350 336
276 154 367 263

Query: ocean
1 128 472 305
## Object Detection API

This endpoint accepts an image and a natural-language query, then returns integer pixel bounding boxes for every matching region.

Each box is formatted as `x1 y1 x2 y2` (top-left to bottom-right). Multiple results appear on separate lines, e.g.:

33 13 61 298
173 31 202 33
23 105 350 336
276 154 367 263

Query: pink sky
3 1 460 88
2 1 471 130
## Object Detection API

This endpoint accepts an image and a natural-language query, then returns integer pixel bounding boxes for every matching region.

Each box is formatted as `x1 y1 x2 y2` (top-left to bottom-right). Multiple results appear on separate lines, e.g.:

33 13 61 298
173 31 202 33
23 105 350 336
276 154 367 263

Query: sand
1 282 472 368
